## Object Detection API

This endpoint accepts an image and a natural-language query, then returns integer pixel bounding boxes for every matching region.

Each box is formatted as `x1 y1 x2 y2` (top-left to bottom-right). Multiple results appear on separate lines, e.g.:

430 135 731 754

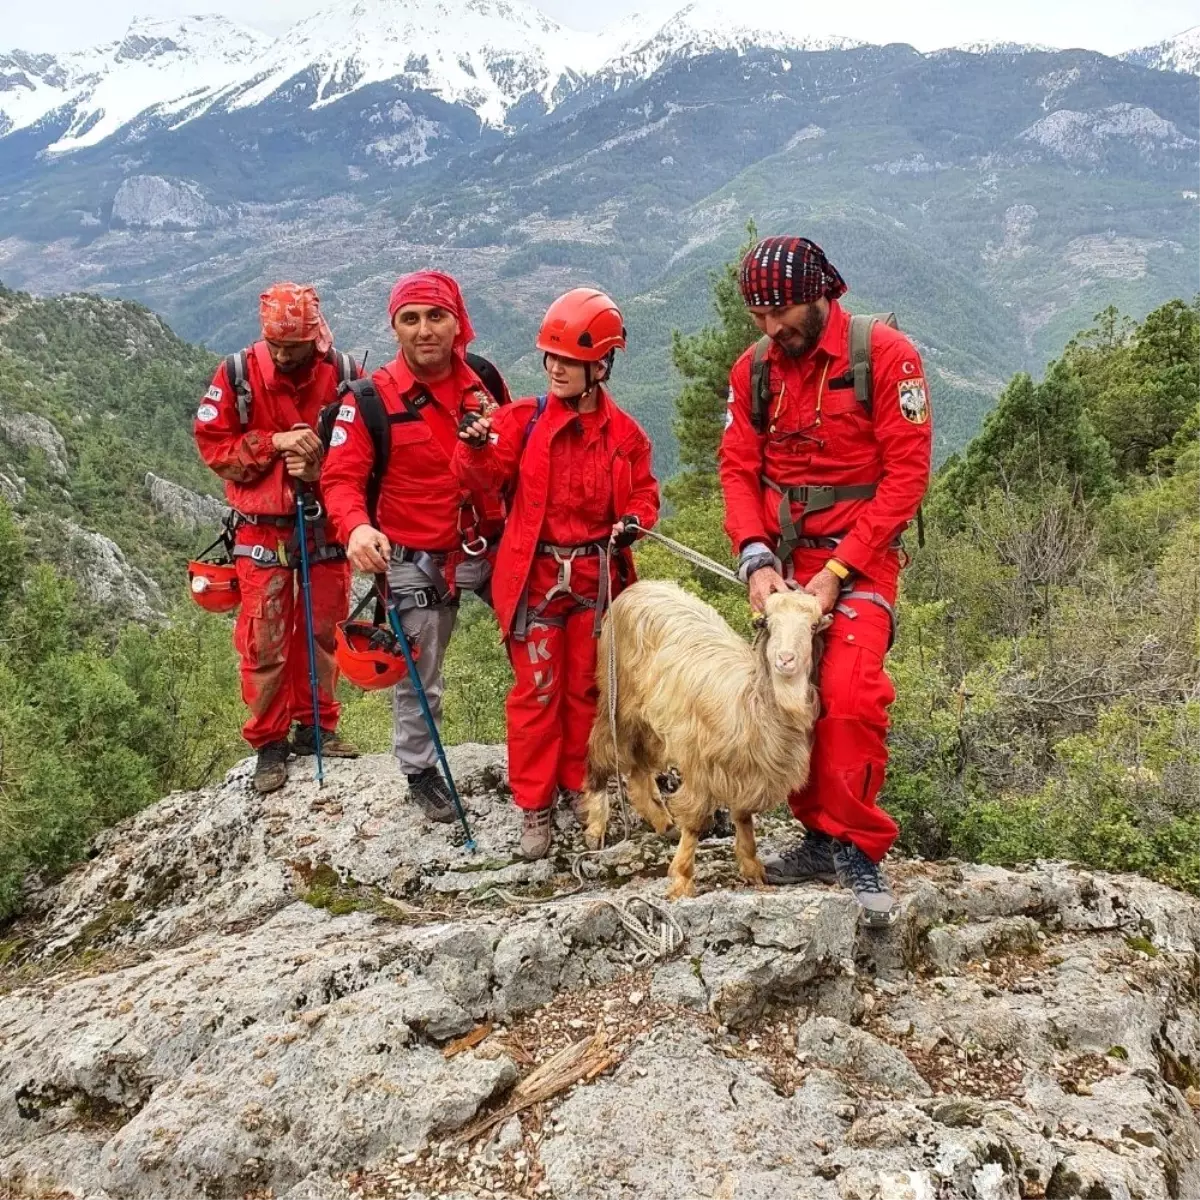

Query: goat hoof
665 878 696 902
583 830 604 852
741 862 768 888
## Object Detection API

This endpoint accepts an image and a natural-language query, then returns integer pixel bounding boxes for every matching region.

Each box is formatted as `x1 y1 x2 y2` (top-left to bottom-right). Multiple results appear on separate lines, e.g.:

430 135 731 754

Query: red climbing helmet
187 560 240 613
535 288 626 362
335 620 418 690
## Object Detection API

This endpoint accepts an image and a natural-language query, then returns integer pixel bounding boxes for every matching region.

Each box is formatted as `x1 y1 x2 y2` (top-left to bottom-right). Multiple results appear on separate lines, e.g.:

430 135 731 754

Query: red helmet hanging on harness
335 619 418 691
535 289 626 362
187 560 240 612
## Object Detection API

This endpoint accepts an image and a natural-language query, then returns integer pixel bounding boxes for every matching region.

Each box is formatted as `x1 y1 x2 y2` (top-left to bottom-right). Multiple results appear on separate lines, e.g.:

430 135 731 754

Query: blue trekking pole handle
295 486 325 786
376 575 476 851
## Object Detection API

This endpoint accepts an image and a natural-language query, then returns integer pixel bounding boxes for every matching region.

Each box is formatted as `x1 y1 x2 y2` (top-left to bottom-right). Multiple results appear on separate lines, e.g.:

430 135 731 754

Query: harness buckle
300 495 323 523
412 589 430 609
250 544 270 563
461 533 489 558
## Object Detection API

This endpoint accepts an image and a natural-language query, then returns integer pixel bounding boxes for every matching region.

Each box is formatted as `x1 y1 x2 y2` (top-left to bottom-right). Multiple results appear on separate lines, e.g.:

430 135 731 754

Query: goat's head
755 590 829 698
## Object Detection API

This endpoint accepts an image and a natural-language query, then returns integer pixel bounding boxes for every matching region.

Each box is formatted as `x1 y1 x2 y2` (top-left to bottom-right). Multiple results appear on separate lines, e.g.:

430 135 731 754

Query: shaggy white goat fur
582 580 826 899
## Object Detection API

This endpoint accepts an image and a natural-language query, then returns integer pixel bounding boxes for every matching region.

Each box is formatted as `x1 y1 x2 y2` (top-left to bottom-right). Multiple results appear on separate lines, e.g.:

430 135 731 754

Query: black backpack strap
748 336 772 433
224 350 252 427
465 351 510 407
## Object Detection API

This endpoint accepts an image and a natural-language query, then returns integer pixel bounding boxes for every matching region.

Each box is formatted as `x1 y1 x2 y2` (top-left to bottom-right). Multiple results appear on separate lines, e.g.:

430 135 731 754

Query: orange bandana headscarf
259 282 333 355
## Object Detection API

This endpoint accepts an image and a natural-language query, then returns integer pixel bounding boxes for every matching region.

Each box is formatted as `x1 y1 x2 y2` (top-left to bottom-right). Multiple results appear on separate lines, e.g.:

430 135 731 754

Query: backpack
316 353 510 523
224 346 356 428
749 312 898 433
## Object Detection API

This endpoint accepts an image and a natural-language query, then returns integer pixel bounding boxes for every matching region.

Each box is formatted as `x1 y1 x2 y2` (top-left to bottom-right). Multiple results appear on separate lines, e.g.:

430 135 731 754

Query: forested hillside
0 269 1196 922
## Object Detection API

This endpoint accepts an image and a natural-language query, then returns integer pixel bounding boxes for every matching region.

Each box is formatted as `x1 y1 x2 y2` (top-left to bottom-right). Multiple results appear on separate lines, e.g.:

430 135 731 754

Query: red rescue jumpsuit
451 390 660 812
718 300 932 862
194 342 354 748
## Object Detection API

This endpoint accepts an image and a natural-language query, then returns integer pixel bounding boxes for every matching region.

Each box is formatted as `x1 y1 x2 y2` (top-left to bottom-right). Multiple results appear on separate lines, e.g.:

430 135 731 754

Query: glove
611 513 641 549
458 412 489 448
737 540 779 583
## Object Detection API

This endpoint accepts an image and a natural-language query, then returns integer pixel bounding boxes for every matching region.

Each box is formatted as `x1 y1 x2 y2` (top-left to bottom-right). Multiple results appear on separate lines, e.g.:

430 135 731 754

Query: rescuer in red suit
719 237 932 926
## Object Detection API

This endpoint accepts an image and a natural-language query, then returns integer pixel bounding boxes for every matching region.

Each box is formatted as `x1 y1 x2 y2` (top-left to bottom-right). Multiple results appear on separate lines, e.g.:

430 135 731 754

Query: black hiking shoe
833 840 898 928
406 767 456 824
253 739 291 795
763 829 838 885
292 725 360 758
701 809 734 840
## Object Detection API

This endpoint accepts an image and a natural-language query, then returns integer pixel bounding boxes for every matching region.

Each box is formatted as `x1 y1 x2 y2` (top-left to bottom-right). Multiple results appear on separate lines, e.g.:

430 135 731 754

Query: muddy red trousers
506 553 606 812
787 547 901 862
232 524 350 748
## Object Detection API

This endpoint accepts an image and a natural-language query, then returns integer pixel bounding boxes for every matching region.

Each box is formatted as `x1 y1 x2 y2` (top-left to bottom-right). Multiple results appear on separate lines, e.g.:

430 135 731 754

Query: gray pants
388 550 492 774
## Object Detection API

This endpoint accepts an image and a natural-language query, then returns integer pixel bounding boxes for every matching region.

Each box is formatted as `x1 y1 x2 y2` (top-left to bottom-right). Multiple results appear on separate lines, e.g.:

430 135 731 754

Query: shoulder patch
329 425 349 448
724 408 734 430
898 378 929 425
337 403 356 423
196 403 219 423
205 385 223 402
727 385 735 406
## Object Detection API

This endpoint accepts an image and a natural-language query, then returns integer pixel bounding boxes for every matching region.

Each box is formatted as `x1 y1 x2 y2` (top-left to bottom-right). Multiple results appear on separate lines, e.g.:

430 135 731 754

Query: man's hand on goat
802 567 842 615
748 565 790 613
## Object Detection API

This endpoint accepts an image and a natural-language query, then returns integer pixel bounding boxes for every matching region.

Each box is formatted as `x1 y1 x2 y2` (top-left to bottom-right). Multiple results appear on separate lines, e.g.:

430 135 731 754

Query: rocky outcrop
1 746 1197 1200
110 175 226 230
0 407 69 477
61 520 163 619
144 472 227 532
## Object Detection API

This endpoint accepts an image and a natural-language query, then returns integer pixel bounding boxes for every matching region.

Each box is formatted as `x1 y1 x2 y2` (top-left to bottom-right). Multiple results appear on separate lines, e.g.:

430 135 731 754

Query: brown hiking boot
560 788 590 828
253 739 290 794
292 725 359 758
519 807 553 860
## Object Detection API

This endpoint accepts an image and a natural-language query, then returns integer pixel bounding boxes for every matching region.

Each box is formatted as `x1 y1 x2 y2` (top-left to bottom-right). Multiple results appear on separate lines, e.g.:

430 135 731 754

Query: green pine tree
669 223 760 493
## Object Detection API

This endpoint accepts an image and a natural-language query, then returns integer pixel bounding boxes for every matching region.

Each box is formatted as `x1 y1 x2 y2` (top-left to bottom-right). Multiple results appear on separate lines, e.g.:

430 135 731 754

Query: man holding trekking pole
194 282 361 793
322 270 511 824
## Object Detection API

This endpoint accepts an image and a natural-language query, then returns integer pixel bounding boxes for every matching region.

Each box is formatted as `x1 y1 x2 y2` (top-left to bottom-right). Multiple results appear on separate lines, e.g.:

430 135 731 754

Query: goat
582 580 827 900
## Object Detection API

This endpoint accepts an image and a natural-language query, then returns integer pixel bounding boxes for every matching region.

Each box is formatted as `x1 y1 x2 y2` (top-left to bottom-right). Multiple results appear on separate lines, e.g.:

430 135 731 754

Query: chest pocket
389 419 433 448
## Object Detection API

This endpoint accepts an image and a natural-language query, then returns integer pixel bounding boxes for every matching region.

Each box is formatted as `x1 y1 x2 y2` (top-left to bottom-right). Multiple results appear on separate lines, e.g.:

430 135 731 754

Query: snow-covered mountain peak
225 0 596 124
1120 25 1200 76
112 15 275 65
598 0 861 80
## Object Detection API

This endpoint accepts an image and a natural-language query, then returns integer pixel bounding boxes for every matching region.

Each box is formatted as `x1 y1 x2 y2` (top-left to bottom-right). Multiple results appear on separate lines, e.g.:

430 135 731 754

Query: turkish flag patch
898 378 929 425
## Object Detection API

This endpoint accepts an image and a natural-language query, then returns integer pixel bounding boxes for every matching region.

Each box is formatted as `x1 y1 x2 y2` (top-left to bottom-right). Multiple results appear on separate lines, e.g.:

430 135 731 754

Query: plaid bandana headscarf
259 282 333 354
738 237 847 308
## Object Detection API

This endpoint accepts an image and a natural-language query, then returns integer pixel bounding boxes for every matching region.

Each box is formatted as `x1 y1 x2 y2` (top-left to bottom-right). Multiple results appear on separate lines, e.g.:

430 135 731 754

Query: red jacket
322 353 509 551
718 300 932 577
194 342 354 518
451 389 660 639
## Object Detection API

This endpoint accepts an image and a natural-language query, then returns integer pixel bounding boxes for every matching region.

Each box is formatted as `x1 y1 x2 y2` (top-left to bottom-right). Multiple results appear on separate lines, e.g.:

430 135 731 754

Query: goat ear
817 613 833 632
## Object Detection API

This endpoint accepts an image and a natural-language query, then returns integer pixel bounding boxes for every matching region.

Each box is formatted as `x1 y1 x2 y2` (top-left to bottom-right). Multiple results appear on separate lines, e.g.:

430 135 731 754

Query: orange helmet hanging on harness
187 560 240 612
187 516 241 612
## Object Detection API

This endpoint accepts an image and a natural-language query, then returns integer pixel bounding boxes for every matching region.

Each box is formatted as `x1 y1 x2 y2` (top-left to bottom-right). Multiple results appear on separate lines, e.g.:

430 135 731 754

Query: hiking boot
292 725 360 758
519 807 554 860
833 840 898 928
763 829 838 885
559 787 590 828
406 768 456 824
253 739 291 794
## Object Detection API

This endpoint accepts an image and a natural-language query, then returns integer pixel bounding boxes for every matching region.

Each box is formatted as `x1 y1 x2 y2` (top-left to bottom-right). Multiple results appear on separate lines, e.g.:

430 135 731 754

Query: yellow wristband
824 558 851 581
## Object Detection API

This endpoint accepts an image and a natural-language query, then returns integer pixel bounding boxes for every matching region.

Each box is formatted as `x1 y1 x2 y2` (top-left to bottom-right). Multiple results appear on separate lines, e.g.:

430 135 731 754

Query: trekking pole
376 575 476 851
295 484 325 787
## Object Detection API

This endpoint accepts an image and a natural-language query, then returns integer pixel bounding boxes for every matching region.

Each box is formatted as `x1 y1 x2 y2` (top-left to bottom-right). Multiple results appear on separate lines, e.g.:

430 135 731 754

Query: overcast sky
4 0 1195 56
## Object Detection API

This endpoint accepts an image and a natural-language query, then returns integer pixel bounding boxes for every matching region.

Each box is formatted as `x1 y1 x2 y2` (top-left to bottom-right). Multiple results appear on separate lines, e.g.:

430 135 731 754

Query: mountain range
0 2 1196 470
